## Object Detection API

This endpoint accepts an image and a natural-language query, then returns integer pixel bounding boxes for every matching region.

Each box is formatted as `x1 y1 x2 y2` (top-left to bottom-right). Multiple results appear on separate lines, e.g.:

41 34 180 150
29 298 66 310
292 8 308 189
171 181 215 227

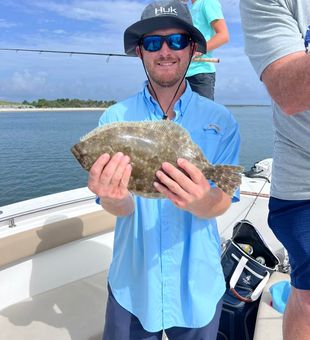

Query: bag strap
229 255 270 302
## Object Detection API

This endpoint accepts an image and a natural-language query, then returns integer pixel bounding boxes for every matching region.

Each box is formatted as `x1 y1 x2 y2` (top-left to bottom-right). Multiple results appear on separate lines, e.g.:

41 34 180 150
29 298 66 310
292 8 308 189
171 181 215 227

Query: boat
0 159 289 340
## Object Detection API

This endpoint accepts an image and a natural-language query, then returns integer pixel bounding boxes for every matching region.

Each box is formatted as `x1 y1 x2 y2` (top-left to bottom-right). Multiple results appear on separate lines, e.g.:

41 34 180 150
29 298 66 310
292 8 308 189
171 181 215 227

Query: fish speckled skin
71 120 243 198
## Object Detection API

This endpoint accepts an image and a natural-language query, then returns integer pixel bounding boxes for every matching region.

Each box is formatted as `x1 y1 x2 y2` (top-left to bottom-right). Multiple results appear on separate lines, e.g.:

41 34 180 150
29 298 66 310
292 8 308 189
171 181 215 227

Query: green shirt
187 0 224 76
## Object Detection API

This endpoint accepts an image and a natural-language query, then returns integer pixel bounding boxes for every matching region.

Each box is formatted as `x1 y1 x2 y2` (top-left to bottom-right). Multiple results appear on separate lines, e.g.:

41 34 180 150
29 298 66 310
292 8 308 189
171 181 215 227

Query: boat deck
0 271 108 340
0 269 289 340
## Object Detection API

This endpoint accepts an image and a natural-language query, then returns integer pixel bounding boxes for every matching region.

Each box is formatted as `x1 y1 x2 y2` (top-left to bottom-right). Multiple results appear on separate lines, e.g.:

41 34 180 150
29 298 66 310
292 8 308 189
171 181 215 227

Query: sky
0 0 270 105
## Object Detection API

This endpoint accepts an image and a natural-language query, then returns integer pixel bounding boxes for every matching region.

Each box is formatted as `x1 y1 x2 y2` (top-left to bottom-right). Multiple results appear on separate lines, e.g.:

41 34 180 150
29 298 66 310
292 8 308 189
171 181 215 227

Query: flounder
71 120 243 198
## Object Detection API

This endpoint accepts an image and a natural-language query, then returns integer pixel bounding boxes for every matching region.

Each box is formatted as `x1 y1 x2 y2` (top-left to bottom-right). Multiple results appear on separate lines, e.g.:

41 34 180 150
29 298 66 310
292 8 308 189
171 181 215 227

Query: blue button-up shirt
98 82 240 332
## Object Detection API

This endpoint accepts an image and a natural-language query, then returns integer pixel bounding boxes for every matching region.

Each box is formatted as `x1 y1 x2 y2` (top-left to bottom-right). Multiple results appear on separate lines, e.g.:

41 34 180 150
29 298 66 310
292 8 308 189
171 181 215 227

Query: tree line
22 98 116 108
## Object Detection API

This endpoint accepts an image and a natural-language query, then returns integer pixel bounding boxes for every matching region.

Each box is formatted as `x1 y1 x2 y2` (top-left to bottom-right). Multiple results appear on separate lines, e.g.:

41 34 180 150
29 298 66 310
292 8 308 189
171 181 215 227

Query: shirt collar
143 80 193 121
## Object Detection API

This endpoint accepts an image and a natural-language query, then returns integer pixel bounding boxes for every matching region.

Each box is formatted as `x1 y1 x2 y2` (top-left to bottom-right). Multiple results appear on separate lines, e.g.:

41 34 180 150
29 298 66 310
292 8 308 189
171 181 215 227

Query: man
88 1 241 339
239 1 310 339
183 0 229 100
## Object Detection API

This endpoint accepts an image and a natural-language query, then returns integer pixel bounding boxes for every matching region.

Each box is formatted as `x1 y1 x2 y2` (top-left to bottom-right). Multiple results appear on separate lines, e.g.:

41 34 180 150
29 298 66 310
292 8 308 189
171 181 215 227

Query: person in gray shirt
239 1 310 339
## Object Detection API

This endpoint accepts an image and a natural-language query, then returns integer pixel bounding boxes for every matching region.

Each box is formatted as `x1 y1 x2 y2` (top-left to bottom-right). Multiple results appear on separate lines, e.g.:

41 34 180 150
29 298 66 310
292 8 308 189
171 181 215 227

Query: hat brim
124 16 206 56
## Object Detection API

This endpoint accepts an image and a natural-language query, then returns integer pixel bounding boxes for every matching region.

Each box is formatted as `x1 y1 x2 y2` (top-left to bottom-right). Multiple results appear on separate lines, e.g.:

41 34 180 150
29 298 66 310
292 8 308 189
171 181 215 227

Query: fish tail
203 164 244 197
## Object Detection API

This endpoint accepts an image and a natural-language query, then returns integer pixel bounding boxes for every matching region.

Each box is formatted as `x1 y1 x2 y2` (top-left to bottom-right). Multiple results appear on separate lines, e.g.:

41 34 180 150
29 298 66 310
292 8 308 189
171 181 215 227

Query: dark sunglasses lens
167 34 190 50
142 36 162 52
142 34 190 52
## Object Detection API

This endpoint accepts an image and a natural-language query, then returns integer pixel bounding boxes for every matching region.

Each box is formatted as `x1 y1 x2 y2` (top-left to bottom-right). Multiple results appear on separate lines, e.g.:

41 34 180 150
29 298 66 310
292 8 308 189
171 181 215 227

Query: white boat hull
0 164 287 339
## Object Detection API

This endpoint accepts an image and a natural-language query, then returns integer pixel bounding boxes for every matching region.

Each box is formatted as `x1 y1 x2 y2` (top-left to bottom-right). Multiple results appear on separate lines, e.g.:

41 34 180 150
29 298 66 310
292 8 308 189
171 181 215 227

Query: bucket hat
124 0 206 56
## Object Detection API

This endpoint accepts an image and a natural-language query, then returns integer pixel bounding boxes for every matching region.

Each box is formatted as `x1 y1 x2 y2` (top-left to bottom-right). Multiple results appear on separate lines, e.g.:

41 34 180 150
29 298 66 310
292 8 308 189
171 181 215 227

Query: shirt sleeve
212 110 241 202
202 0 224 24
98 107 116 127
239 0 306 78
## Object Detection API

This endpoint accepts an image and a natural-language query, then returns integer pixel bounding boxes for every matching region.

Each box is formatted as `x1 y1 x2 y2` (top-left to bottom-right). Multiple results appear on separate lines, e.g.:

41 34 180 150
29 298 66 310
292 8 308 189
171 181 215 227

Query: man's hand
154 158 231 218
193 51 203 58
88 152 134 216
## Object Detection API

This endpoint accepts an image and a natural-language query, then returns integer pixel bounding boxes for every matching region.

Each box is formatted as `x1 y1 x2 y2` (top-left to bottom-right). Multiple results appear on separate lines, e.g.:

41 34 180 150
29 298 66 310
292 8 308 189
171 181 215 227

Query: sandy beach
0 107 106 112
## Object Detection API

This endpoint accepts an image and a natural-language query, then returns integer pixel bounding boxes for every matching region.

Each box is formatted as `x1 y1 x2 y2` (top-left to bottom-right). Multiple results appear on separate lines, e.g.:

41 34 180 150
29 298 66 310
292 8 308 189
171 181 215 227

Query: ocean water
0 106 273 207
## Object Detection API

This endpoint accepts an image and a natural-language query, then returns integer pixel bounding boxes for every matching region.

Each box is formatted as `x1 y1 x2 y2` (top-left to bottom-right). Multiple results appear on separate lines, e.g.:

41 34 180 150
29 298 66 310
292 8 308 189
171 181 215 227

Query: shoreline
0 107 106 113
0 104 270 113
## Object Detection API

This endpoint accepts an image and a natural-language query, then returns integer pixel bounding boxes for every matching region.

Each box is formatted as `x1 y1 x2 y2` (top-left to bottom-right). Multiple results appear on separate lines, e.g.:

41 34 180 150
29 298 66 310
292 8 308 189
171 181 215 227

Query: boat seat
0 270 108 340
254 271 290 340
0 210 116 268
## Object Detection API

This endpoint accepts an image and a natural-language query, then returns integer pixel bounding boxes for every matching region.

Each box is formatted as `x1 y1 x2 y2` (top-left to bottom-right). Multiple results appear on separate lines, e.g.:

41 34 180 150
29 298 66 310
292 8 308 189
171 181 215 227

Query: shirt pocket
190 124 222 163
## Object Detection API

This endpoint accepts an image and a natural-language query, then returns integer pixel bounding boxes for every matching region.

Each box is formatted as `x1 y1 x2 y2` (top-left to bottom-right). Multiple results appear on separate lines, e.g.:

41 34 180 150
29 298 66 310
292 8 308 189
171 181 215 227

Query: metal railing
0 194 96 228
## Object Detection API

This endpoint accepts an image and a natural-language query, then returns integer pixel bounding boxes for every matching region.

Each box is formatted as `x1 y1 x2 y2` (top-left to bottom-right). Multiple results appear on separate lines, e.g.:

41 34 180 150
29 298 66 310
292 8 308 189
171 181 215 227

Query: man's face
136 28 194 88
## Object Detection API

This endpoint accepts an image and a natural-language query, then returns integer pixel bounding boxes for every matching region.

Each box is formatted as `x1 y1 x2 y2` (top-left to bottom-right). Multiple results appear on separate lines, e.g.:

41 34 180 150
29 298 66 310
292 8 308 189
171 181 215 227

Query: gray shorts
186 72 216 100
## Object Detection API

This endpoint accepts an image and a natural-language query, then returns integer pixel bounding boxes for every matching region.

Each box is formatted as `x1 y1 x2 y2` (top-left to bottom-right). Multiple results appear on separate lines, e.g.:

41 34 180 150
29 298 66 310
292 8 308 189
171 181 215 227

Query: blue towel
305 25 310 51
269 281 291 314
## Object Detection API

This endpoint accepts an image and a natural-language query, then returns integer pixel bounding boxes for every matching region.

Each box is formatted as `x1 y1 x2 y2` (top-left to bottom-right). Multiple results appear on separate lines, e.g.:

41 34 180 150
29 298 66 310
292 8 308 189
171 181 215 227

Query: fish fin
80 122 131 141
71 143 91 171
204 164 244 197
81 120 189 141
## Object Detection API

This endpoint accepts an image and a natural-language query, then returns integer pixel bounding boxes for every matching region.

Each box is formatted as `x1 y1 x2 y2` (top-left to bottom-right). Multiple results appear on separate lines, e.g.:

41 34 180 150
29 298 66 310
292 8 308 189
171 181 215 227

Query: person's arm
240 0 309 115
99 193 134 216
88 153 134 216
206 19 229 51
261 51 310 115
154 158 231 219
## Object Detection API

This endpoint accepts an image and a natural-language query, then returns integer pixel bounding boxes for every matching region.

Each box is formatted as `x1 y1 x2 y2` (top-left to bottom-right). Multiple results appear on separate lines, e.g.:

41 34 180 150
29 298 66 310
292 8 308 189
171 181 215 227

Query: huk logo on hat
155 6 178 16
124 0 206 56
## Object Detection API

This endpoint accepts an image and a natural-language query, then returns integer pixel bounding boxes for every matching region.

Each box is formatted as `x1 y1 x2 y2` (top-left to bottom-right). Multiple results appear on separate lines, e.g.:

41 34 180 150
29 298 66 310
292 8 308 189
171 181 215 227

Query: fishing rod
0 47 129 58
0 47 220 63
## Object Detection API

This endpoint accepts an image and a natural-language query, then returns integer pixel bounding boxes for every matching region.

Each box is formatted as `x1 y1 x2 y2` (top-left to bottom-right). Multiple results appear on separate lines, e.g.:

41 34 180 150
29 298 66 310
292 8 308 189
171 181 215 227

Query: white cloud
52 29 67 35
0 19 17 28
31 0 145 33
0 70 48 99
2 1 145 54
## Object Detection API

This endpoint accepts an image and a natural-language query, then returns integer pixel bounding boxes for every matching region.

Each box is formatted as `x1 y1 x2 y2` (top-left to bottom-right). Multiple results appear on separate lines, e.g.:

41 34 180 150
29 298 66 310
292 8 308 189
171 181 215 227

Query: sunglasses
141 33 192 52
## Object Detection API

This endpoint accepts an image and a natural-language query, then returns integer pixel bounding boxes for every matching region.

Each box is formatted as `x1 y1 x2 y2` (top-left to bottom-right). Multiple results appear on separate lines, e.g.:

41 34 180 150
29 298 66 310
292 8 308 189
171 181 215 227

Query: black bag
217 287 260 340
221 220 279 302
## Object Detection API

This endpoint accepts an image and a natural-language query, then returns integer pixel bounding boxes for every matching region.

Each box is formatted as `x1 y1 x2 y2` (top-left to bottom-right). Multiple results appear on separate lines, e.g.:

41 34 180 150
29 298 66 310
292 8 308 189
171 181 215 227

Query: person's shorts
103 284 223 340
268 197 310 289
186 72 215 100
